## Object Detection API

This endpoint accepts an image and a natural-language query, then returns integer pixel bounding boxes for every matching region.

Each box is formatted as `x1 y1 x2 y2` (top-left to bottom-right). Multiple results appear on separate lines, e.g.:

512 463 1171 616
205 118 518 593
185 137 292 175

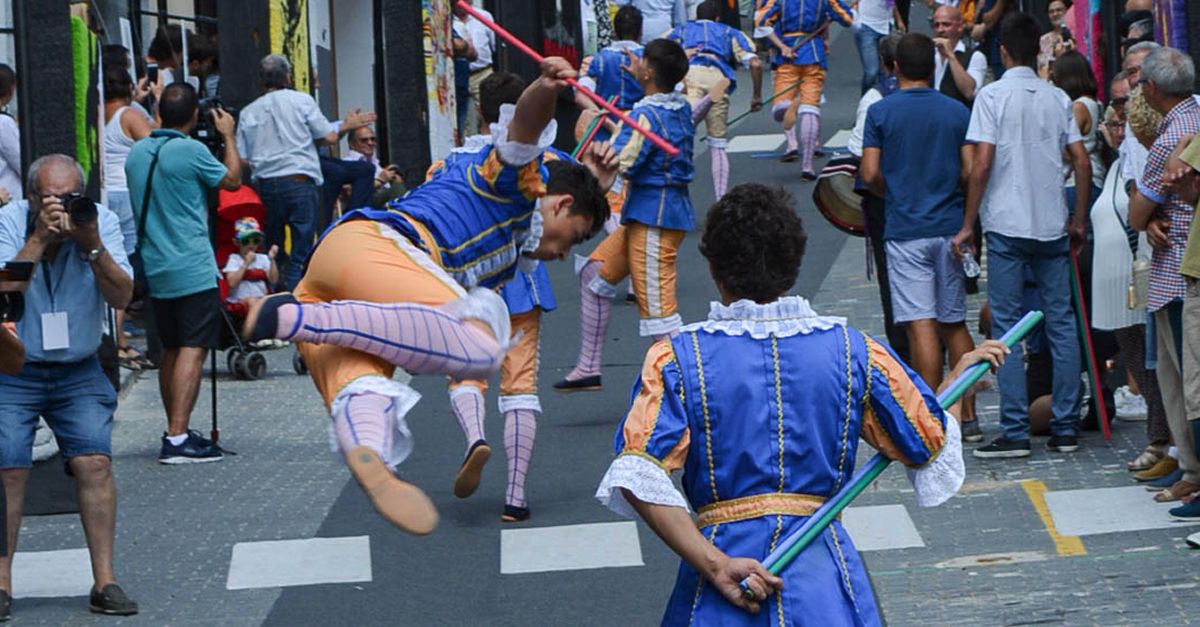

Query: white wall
332 0 376 153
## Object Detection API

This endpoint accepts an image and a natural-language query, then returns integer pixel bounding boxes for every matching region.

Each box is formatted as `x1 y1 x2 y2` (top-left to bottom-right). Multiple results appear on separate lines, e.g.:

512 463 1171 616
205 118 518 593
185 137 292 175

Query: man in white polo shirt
954 12 1093 459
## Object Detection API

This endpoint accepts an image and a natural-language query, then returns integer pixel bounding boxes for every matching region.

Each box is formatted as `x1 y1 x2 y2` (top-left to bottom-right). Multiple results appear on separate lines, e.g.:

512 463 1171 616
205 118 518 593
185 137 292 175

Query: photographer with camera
126 82 241 465
0 154 137 619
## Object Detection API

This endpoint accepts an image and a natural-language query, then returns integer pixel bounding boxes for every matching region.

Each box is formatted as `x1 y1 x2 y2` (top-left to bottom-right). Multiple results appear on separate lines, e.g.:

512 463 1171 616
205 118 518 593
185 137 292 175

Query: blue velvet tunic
602 298 948 626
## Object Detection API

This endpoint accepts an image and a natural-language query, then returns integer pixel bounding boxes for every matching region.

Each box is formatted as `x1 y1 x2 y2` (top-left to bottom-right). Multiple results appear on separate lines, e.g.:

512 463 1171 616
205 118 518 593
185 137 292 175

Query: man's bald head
932 5 965 42
1125 0 1152 11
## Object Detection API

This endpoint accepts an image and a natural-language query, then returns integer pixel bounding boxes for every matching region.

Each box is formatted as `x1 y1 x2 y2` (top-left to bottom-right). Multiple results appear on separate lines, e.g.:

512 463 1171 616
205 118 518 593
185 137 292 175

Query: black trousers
863 193 911 364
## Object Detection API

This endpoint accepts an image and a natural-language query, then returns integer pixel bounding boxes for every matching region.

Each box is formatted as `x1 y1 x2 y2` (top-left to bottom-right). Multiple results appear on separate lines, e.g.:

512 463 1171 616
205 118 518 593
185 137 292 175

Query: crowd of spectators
848 0 1200 527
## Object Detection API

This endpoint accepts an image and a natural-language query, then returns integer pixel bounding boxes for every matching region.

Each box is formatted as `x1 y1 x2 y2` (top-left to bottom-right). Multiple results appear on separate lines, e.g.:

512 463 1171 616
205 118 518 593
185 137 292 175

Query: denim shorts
0 356 116 468
885 235 967 324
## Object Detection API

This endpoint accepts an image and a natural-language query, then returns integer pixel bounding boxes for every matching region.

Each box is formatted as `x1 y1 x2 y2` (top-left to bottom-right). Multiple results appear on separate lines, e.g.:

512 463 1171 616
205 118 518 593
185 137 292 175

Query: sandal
1153 480 1200 503
1127 445 1165 471
119 347 154 371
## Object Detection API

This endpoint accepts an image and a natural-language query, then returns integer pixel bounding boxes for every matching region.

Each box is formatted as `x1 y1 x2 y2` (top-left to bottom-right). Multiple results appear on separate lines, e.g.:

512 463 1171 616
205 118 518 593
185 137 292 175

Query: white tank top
1064 96 1107 190
103 106 137 191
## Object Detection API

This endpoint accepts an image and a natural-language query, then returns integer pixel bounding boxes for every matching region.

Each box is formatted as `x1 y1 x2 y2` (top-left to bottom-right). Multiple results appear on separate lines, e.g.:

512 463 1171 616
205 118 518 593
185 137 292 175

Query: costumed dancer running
242 58 612 535
429 72 620 523
596 183 1007 624
555 39 696 393
754 0 853 178
575 5 645 240
667 0 763 200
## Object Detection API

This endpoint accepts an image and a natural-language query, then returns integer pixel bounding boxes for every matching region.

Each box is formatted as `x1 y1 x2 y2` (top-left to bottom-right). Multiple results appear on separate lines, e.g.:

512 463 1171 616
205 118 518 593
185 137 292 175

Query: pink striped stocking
504 408 538 508
785 126 798 153
332 392 394 459
277 301 502 380
565 260 613 381
800 110 821 173
451 387 487 451
691 95 714 124
711 146 729 200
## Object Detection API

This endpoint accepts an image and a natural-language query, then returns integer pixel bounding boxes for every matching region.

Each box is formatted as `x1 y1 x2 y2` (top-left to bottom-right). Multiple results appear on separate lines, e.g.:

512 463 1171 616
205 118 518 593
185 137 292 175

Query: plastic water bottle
961 246 981 279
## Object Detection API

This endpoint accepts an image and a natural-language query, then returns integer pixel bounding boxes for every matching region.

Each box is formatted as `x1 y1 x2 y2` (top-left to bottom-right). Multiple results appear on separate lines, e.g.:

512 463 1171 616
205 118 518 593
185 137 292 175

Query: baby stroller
214 187 270 380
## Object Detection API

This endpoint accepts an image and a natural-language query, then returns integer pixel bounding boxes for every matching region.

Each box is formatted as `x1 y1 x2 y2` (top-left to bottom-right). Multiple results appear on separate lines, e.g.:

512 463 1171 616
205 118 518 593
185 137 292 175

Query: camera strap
137 136 180 243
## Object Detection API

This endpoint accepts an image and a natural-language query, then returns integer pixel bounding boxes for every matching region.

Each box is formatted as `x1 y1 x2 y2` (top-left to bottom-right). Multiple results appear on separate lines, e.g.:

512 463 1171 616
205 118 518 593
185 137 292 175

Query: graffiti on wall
422 0 455 160
270 0 311 93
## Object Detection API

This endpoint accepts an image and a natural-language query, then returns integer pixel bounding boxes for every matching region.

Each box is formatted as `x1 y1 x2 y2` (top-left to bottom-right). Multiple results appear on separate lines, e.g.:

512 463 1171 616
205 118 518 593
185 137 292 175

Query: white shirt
848 88 884 158
934 41 986 96
1119 126 1148 188
236 89 334 184
966 66 1082 241
455 9 495 72
222 252 272 302
854 0 893 36
0 113 20 199
346 148 383 178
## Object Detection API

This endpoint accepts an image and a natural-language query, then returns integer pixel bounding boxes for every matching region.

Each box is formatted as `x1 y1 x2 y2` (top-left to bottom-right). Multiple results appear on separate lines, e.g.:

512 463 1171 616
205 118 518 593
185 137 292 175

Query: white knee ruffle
640 313 682 338
499 393 542 415
329 375 422 467
772 100 792 122
445 286 513 347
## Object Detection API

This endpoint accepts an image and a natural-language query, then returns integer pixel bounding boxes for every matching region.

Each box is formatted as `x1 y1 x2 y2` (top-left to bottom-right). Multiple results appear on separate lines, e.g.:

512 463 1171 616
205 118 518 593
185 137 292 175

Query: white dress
1090 160 1149 330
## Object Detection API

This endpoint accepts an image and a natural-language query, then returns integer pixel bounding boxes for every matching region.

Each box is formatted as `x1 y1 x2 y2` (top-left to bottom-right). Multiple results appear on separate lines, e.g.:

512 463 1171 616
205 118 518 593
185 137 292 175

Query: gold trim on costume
689 332 719 503
832 324 854 491
694 493 828 528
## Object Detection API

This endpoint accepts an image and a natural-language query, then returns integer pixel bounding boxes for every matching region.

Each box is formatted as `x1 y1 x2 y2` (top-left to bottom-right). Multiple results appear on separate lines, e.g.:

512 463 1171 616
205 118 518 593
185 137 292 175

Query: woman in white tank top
1052 51 1106 204
103 67 157 369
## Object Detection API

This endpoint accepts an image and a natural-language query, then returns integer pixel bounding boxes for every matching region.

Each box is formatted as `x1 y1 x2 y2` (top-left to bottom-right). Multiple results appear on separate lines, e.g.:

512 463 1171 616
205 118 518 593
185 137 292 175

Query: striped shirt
1137 97 1200 312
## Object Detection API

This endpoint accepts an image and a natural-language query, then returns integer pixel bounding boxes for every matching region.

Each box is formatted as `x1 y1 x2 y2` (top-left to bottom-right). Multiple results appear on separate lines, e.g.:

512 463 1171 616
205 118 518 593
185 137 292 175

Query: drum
813 156 866 237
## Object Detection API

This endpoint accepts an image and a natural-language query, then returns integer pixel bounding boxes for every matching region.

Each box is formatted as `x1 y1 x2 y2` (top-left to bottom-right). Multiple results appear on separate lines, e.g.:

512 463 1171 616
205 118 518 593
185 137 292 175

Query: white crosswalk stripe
226 536 373 590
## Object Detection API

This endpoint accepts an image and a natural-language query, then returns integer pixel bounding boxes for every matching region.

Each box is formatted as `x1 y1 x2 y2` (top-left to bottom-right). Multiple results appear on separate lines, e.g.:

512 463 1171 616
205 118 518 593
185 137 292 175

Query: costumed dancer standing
430 72 619 522
555 39 696 392
754 0 853 178
596 183 1003 624
242 58 612 535
667 0 764 200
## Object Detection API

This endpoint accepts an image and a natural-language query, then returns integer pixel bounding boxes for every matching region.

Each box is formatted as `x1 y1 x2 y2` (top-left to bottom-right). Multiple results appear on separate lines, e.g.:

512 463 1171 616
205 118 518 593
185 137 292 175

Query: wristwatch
86 246 105 262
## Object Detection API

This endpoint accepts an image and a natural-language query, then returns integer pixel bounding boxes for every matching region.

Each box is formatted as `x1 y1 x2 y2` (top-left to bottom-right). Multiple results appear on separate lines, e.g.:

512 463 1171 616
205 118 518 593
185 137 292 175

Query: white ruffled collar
681 296 846 339
633 92 688 111
454 134 492 154
604 40 641 53
515 202 544 273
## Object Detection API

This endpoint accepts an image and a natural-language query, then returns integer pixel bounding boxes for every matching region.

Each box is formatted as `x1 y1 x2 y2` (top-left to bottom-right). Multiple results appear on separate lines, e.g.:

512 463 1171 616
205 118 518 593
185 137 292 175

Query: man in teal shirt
126 83 241 464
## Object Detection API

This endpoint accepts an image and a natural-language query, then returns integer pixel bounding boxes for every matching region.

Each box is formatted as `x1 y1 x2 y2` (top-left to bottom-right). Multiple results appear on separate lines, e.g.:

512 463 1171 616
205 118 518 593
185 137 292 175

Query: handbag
1109 162 1150 310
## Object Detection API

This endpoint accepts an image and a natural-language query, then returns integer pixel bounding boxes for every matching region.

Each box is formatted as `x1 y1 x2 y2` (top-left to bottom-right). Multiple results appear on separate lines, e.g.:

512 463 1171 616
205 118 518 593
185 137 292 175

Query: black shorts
151 288 221 350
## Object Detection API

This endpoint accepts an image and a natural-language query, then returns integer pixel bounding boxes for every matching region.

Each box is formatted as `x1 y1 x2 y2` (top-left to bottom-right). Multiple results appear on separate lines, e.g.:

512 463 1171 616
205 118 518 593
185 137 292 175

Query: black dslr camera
194 98 237 159
60 193 98 226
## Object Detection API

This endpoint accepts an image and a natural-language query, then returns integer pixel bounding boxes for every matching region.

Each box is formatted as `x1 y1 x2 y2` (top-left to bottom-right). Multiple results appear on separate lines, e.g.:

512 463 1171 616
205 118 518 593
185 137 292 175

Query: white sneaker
1115 386 1148 421
1188 531 1200 549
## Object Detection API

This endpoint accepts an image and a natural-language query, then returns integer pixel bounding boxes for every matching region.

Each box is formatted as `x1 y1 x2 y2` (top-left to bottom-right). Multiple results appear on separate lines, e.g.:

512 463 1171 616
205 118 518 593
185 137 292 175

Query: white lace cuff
328 375 422 467
906 415 965 507
492 103 558 167
595 454 690 519
753 26 773 39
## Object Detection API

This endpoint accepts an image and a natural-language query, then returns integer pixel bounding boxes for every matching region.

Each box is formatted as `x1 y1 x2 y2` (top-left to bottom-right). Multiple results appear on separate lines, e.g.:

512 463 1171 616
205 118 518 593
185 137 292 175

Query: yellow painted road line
1020 479 1087 556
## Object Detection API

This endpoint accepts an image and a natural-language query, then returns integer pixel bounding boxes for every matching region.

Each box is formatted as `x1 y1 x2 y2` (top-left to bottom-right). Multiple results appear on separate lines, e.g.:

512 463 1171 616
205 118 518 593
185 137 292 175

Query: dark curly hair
546 159 611 239
699 183 807 303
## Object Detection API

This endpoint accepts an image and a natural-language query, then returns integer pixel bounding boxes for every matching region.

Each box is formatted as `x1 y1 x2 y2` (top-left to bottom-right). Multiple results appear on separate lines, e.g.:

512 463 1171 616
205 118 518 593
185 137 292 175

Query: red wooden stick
455 0 680 157
1070 250 1112 439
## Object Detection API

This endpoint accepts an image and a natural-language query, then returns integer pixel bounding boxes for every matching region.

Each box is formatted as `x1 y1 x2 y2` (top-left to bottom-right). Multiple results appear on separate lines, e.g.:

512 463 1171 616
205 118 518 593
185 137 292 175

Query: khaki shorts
684 65 731 140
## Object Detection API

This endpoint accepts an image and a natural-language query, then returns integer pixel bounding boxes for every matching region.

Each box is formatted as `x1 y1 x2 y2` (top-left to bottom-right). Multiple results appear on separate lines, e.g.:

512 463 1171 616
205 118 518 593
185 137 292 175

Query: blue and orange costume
597 297 963 625
665 19 757 144
293 105 558 464
589 92 695 337
426 135 572 515
754 0 853 171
